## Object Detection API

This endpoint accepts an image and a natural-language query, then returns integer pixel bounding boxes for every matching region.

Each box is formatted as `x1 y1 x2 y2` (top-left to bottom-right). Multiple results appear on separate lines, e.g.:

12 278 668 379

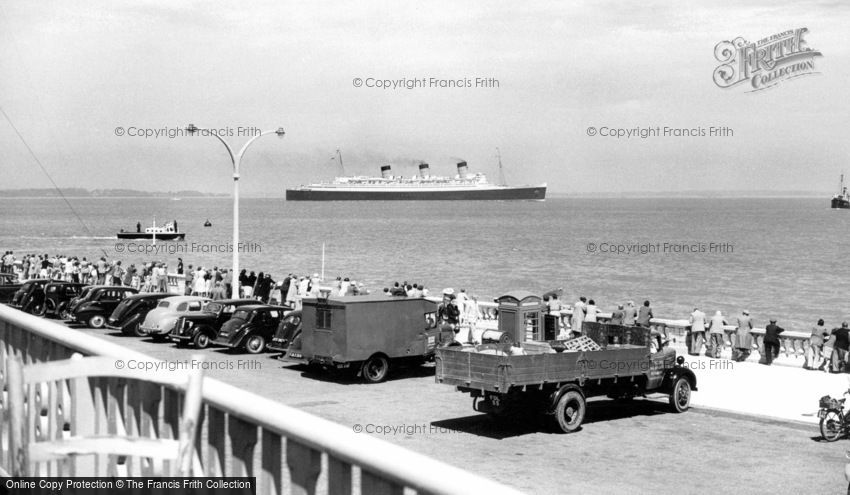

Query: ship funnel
381 165 392 179
456 161 468 177
418 163 430 178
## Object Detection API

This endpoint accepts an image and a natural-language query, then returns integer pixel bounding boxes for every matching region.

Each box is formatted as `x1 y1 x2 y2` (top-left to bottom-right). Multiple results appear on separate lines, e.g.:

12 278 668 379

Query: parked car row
5 281 304 356
6 283 456 383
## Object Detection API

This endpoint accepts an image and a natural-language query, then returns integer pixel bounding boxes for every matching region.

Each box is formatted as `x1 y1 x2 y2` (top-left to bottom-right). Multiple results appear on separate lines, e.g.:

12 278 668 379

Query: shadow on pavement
273 361 436 385
431 398 671 439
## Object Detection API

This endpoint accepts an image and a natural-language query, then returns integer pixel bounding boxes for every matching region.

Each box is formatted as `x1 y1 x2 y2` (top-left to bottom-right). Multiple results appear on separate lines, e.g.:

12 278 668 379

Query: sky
1 0 849 195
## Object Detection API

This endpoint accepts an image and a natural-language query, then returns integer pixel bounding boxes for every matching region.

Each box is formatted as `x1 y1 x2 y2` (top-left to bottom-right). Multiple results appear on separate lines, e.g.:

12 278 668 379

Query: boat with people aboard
832 174 850 209
117 220 185 240
286 150 546 201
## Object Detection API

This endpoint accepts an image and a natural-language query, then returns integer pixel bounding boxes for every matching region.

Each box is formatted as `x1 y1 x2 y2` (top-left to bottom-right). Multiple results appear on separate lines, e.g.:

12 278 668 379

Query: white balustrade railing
0 304 523 494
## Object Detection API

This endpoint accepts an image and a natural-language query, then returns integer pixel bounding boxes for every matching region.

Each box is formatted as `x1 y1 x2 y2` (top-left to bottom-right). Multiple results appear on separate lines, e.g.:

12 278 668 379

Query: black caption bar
0 478 256 495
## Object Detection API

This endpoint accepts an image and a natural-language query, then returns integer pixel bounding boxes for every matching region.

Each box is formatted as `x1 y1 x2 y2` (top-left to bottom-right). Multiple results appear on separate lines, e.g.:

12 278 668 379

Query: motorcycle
819 390 850 441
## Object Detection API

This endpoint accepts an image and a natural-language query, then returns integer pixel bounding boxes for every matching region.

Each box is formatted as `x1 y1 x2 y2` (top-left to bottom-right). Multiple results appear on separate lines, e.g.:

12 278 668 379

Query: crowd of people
3 249 844 372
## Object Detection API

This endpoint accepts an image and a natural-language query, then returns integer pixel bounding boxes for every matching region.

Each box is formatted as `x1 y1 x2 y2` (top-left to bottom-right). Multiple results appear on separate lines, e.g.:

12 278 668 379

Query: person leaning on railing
831 322 850 373
806 319 828 371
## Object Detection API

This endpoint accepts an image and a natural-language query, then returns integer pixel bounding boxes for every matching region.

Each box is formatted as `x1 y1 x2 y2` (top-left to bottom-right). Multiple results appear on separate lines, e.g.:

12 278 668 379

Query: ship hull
285 185 546 201
832 198 850 209
116 232 186 240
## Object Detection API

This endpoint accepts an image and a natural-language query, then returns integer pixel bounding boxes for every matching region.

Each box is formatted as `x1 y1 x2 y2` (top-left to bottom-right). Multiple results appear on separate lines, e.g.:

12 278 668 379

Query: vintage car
138 295 211 341
66 286 97 315
0 272 23 304
33 281 86 318
283 294 454 383
68 286 139 328
107 293 179 336
9 279 51 313
169 298 258 349
213 304 290 354
268 310 303 354
435 317 697 433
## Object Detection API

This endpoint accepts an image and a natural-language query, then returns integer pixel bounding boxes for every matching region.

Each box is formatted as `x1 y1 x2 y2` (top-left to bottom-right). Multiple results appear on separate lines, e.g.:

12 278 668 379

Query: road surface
71 324 848 495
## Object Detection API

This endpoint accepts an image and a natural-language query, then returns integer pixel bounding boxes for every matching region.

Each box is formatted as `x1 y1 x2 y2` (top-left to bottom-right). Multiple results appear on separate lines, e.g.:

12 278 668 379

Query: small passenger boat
117 220 185 240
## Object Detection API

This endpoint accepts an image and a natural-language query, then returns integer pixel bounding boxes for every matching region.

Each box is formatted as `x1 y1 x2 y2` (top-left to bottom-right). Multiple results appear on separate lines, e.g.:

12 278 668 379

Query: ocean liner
285 157 546 201
832 174 850 209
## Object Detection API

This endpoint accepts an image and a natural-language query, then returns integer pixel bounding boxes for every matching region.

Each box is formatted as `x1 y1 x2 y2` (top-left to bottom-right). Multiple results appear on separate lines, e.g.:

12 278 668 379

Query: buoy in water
203 219 212 227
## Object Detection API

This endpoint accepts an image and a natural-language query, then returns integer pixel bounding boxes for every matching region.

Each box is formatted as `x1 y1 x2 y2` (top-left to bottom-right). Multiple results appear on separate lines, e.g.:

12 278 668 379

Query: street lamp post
185 124 285 299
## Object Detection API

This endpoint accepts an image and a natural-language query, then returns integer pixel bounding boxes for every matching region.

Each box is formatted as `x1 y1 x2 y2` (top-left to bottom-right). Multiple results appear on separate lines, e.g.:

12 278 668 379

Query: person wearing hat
761 318 784 365
732 310 754 362
831 322 850 373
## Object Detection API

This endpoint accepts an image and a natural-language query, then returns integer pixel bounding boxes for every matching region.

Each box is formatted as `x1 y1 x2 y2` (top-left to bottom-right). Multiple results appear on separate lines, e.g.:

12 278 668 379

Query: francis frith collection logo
713 28 822 92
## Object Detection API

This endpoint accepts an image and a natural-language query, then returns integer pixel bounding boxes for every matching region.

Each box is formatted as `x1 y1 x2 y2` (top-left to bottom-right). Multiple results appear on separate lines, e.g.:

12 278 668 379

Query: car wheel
59 307 71 320
244 335 266 354
32 303 47 317
820 410 844 442
88 315 106 329
361 354 390 383
669 377 692 413
131 322 146 337
554 390 586 433
194 332 211 349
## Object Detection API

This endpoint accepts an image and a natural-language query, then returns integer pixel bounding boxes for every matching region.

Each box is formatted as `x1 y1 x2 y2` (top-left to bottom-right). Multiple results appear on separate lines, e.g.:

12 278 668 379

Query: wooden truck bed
435 343 652 393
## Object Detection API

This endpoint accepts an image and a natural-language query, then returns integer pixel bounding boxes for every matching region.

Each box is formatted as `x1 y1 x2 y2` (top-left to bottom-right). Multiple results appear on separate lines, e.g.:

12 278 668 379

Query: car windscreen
205 302 223 313
157 300 171 308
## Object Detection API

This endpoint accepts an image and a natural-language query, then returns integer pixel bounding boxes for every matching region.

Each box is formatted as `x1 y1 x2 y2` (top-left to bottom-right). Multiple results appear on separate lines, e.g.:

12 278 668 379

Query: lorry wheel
245 335 266 354
88 315 106 329
361 355 389 383
669 377 691 413
194 332 211 349
554 390 586 433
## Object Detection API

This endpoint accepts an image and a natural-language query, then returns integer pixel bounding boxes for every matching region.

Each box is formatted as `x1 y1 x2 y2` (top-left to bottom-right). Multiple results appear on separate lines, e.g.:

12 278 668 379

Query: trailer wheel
669 376 691 413
361 354 389 383
554 390 586 433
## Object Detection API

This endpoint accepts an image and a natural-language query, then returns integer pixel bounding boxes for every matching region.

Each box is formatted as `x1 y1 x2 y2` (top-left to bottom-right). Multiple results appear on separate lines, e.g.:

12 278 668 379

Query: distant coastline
0 188 228 198
0 188 830 199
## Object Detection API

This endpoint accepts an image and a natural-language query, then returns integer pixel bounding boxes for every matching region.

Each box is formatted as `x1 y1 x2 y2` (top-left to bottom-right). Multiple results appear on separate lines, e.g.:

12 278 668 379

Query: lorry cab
286 294 452 383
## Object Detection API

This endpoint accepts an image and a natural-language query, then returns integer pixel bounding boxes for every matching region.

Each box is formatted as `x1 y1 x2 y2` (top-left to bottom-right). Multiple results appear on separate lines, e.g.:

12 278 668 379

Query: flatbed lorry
435 322 697 433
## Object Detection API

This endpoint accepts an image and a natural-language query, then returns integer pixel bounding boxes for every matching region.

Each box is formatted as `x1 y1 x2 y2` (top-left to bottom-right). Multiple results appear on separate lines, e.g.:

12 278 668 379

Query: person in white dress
584 299 599 322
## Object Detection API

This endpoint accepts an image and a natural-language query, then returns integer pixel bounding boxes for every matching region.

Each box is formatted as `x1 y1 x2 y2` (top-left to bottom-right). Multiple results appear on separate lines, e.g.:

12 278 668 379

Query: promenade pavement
677 343 848 425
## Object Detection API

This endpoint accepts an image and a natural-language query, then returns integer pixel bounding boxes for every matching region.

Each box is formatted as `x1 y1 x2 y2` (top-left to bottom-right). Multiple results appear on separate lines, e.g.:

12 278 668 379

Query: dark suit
762 323 784 365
